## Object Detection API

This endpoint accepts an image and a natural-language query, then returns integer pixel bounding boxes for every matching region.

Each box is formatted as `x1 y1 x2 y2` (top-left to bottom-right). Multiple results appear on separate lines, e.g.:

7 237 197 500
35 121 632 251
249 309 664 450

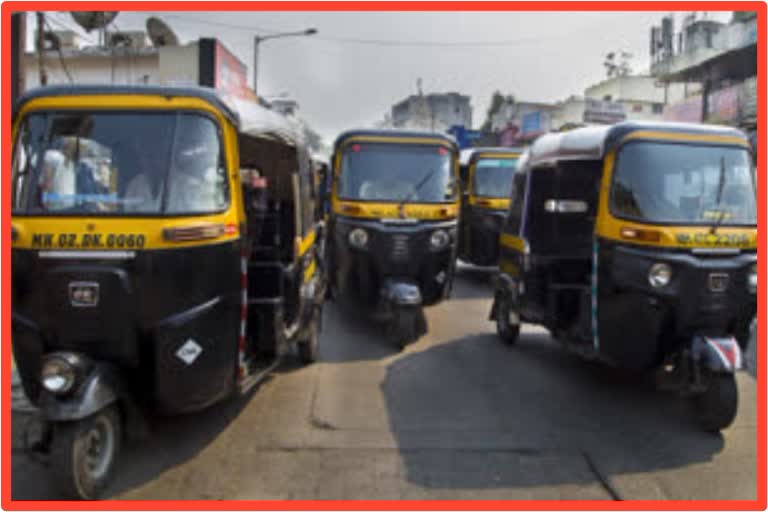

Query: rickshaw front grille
390 235 410 260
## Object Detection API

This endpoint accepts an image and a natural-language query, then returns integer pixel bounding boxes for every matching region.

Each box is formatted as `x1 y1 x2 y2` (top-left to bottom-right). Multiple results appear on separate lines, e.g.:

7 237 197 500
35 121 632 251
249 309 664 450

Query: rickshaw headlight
748 263 757 294
40 357 76 395
430 229 450 251
348 228 368 249
648 263 672 288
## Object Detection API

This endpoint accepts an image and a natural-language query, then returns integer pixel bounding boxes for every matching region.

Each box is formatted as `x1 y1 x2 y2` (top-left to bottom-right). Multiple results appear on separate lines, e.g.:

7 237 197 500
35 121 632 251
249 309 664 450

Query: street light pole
253 28 317 97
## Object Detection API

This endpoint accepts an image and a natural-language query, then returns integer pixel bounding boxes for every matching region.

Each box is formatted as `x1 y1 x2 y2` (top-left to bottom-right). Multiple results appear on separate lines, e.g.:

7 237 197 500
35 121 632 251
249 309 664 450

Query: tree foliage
481 91 514 132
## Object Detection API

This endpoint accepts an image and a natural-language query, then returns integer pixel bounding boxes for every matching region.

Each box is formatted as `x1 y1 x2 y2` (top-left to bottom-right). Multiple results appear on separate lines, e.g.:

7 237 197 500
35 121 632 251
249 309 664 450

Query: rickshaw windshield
472 158 518 198
337 143 455 203
12 110 228 216
611 141 756 226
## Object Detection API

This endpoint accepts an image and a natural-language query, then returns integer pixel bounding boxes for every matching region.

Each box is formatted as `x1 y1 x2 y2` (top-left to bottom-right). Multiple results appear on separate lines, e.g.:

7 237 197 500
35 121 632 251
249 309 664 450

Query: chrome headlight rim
648 262 673 289
40 355 77 395
429 229 450 251
348 228 369 249
748 263 757 294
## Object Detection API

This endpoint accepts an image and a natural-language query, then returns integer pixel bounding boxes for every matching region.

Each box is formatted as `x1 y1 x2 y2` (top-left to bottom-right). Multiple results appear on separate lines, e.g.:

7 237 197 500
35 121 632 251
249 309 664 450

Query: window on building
652 103 664 114
632 104 643 113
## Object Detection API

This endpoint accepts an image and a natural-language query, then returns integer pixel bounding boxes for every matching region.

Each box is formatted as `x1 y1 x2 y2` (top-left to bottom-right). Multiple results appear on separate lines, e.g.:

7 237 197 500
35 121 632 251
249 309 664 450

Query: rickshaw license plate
31 233 146 249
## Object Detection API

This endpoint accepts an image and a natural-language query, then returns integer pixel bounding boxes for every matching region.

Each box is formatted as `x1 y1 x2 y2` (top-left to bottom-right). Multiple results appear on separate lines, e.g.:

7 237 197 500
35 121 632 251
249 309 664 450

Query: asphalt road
11 265 758 500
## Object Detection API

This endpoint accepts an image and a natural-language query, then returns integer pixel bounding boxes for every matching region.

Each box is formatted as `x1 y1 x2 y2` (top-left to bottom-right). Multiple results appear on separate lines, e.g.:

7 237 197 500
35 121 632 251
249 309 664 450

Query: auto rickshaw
458 147 525 266
491 121 757 431
11 85 325 498
327 130 460 347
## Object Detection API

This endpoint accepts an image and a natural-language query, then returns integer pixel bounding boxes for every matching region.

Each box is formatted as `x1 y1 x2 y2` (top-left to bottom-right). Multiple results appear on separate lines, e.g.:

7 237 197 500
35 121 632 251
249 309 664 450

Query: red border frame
2 2 765 510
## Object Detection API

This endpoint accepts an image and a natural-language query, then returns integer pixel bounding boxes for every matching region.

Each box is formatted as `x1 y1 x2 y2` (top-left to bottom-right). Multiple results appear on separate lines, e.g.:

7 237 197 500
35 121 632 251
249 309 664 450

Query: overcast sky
33 10 732 143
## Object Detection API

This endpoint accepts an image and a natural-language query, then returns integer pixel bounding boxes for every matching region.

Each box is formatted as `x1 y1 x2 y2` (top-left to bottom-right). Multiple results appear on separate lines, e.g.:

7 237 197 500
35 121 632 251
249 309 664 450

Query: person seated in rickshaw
37 148 76 210
166 130 227 213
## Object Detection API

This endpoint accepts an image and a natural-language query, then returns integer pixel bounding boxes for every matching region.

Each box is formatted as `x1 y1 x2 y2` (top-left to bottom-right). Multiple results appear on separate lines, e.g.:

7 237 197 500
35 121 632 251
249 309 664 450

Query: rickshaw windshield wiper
397 167 439 208
710 156 727 234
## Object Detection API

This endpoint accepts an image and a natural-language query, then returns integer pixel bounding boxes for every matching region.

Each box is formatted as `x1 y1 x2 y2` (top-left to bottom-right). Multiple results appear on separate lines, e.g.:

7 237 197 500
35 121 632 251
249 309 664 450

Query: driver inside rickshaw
166 117 227 214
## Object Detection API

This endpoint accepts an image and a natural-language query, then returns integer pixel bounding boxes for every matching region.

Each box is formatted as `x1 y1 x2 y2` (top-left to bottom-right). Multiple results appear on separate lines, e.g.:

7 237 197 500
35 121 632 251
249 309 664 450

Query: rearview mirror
544 199 588 213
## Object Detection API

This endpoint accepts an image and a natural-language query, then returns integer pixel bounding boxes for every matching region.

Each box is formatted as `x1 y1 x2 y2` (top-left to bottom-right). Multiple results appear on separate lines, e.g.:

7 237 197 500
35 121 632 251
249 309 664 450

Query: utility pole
36 12 47 86
252 28 317 96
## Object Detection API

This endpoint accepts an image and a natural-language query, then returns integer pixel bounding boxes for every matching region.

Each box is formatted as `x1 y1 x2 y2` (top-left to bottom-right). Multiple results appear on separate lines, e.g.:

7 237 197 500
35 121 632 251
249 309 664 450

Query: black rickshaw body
458 147 524 266
11 85 325 419
495 122 757 373
328 130 460 309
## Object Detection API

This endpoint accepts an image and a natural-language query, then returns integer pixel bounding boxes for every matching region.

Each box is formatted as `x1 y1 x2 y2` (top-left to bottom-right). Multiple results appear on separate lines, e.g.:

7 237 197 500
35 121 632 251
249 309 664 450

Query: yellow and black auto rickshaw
11 85 325 498
327 130 460 347
458 147 525 266
491 122 757 431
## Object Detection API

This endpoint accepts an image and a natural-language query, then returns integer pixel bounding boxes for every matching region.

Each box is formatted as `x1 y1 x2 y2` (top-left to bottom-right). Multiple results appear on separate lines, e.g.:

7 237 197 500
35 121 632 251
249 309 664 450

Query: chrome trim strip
38 250 136 260
691 248 741 256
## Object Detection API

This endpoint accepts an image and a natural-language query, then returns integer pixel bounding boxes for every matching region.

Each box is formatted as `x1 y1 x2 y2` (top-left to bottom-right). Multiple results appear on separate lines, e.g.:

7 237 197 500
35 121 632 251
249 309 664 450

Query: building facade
650 13 757 130
391 92 472 132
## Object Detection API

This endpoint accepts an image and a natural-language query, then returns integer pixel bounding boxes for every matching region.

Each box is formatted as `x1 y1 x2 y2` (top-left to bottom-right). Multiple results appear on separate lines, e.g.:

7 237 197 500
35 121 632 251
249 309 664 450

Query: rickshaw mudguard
489 273 516 320
38 362 123 422
691 335 743 373
383 280 422 306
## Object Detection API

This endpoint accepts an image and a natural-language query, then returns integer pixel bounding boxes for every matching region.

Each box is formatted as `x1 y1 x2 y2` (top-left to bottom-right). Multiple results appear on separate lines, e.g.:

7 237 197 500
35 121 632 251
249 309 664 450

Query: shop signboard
583 98 626 124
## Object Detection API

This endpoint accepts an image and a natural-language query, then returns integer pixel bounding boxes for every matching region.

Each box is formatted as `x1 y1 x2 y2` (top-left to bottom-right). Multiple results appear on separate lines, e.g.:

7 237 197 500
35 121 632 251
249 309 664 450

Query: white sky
29 10 733 143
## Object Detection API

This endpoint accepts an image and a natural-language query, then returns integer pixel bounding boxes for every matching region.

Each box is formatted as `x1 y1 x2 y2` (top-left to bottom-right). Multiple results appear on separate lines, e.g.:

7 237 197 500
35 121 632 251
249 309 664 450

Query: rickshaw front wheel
495 295 520 345
50 405 121 499
692 374 738 432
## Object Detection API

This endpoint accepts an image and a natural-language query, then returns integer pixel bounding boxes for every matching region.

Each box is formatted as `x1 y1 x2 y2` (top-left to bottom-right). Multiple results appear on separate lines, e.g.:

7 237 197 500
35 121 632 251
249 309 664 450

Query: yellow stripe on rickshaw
468 197 510 210
331 200 458 220
499 234 528 253
619 131 750 148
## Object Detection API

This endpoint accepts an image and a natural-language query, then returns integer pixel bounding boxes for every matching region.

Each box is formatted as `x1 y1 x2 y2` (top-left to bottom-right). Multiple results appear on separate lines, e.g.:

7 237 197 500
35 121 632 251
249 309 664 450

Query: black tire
49 405 121 499
495 295 520 345
693 374 739 432
298 311 321 364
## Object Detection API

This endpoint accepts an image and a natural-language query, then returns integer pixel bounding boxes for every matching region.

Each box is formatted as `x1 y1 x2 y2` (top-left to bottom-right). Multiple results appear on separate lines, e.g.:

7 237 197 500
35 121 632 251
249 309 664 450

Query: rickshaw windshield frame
471 157 519 199
335 141 457 204
608 139 757 228
11 108 230 218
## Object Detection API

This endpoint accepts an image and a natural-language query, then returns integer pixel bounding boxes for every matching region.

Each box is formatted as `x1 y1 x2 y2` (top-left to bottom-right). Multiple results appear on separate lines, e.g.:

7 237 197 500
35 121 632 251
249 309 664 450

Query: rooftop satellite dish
146 17 179 47
70 11 118 32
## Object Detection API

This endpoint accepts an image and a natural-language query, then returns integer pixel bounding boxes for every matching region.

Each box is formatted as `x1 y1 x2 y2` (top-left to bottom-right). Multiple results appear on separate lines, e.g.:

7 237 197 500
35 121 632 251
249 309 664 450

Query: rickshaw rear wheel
50 405 121 500
693 374 738 432
298 310 321 364
495 295 520 345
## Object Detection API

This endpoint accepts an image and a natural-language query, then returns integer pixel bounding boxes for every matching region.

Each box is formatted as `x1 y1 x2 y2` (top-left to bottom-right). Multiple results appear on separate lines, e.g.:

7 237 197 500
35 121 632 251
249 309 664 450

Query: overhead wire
44 13 97 45
43 17 74 84
148 12 549 48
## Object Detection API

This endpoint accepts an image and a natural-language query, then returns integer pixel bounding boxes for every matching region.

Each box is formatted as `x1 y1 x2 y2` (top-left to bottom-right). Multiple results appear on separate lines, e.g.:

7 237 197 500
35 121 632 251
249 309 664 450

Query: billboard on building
215 41 255 100
663 95 703 122
198 38 255 101
706 85 739 124
521 111 552 136
583 98 626 124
